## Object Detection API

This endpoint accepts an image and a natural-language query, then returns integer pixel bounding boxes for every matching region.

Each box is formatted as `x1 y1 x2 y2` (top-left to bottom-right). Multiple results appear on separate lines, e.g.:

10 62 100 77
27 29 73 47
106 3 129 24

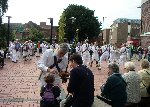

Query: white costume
11 43 18 62
22 44 29 58
119 46 127 67
38 49 68 87
81 43 91 66
91 45 99 61
109 45 116 63
15 42 21 61
42 43 48 54
76 45 82 55
99 45 110 64
28 42 33 59
50 43 59 52
40 43 45 54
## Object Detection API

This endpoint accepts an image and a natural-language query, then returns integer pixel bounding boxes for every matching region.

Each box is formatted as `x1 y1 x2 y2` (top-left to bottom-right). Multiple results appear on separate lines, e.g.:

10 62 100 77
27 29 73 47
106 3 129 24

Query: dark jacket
101 73 127 107
67 65 94 107
40 84 61 107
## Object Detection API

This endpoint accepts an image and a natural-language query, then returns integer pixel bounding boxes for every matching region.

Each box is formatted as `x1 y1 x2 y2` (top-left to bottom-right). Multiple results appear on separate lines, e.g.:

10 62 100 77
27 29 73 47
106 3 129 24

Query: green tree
58 13 66 43
0 0 9 24
58 4 101 43
0 24 7 48
29 27 44 42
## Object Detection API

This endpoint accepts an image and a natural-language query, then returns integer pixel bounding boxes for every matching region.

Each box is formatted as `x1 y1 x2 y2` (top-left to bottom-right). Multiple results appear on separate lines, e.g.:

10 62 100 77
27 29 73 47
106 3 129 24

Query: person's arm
40 86 45 97
67 69 78 94
53 86 61 98
61 56 68 72
37 50 52 72
101 76 113 97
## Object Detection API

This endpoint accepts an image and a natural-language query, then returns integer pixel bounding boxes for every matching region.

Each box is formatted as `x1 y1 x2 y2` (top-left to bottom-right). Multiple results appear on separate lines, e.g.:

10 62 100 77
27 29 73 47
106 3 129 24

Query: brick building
6 21 58 41
141 0 150 34
110 18 140 46
39 22 58 39
140 0 150 47
103 29 111 44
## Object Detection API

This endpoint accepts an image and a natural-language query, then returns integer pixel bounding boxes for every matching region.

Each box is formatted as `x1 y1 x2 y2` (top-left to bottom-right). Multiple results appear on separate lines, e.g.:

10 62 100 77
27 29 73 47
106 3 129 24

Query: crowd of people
36 40 150 107
0 39 150 107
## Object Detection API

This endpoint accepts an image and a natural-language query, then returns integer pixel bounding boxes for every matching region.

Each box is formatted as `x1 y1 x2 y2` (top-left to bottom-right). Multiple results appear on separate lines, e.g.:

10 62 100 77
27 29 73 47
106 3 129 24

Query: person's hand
47 68 57 74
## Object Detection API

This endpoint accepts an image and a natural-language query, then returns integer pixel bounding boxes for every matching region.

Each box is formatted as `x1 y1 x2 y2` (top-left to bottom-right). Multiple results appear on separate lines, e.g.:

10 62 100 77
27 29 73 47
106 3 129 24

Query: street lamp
6 16 12 49
48 18 53 45
69 17 76 43
137 6 142 34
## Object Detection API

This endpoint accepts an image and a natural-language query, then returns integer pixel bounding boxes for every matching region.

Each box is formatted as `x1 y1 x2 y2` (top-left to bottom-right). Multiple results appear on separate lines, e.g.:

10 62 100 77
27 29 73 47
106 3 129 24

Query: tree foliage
28 27 44 42
0 24 7 48
58 4 101 43
0 0 9 24
0 0 8 15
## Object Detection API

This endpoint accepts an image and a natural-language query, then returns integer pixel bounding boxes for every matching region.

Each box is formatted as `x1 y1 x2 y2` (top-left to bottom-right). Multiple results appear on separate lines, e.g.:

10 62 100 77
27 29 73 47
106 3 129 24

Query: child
40 73 61 107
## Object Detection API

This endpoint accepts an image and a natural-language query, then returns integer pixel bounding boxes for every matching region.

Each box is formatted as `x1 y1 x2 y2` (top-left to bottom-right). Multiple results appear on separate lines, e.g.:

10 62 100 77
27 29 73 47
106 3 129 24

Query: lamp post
137 6 142 34
102 17 107 45
48 18 53 45
69 17 76 43
6 16 12 49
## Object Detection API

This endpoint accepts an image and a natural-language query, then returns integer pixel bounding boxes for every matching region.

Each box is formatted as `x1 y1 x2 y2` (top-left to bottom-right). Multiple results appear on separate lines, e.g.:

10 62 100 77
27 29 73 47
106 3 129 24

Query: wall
141 0 150 34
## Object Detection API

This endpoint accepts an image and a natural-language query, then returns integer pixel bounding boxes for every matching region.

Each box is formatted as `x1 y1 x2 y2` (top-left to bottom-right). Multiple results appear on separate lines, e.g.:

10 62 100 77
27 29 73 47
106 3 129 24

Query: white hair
59 43 69 53
124 62 135 71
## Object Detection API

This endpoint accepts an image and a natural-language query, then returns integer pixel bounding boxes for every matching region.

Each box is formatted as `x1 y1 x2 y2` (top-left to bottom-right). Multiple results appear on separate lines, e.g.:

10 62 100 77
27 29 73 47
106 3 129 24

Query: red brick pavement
0 56 142 106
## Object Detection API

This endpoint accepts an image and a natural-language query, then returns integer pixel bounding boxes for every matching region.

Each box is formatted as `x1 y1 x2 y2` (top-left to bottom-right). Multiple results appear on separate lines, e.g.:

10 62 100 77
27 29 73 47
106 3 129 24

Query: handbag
64 94 73 107
142 70 150 94
97 95 112 105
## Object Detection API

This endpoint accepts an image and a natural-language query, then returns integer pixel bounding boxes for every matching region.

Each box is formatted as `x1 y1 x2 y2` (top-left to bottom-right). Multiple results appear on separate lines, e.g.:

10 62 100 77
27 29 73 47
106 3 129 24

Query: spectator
61 53 94 107
138 59 150 98
40 73 61 107
101 63 127 107
38 43 69 100
143 47 148 59
0 49 4 68
147 46 150 62
137 46 143 61
123 62 141 107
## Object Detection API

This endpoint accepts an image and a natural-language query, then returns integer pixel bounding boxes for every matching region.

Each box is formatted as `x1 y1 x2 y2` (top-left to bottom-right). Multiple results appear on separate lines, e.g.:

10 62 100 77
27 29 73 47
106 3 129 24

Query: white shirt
37 49 68 73
120 47 127 55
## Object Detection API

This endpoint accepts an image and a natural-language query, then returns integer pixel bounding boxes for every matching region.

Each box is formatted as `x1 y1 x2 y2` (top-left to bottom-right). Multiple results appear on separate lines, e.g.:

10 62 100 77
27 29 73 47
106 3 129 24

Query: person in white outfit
119 44 127 68
37 43 69 100
28 40 33 60
42 42 48 54
109 44 117 63
98 43 110 70
81 40 91 67
14 39 21 61
22 41 29 61
90 42 99 67
40 42 45 54
75 43 82 55
11 41 17 63
50 42 59 52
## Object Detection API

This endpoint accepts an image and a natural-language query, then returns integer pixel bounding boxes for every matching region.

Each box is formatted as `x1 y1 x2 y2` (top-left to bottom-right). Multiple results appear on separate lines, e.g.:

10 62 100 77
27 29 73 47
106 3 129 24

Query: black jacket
101 73 127 107
40 84 61 107
67 65 94 107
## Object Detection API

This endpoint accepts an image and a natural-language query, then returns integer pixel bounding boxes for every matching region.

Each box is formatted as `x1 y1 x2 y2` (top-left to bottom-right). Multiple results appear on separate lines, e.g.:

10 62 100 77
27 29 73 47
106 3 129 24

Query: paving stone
0 56 142 106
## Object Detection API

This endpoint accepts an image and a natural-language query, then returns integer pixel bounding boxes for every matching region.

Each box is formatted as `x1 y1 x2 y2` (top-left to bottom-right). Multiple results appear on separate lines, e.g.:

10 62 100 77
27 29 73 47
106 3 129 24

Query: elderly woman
122 62 141 107
100 63 127 107
138 59 150 98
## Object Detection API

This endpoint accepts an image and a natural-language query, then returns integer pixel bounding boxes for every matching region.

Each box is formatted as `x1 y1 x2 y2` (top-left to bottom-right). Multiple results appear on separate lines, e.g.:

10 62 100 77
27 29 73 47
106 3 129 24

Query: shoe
98 67 101 70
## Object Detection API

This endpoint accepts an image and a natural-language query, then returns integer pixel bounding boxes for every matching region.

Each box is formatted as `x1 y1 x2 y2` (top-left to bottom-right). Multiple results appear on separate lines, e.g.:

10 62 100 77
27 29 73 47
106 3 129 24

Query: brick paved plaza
0 56 142 106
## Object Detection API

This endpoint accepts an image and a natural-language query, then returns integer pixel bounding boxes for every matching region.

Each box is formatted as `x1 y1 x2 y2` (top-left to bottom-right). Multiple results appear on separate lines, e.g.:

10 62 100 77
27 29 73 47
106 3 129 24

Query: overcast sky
3 0 141 28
